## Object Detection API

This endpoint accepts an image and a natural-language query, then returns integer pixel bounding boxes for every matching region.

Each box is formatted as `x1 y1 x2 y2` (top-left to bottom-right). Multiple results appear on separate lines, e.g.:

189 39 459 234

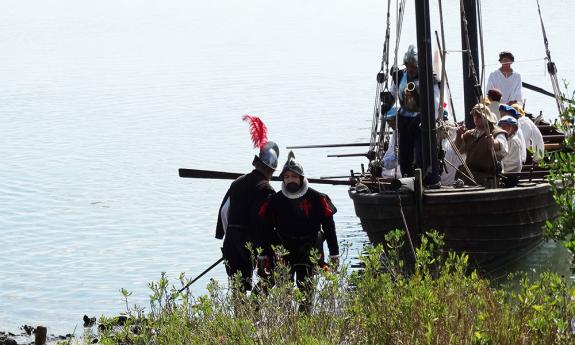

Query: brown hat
487 89 502 102
470 103 497 124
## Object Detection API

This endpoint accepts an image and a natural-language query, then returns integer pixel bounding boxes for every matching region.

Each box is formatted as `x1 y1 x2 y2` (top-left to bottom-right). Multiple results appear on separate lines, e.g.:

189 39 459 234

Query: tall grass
66 230 575 345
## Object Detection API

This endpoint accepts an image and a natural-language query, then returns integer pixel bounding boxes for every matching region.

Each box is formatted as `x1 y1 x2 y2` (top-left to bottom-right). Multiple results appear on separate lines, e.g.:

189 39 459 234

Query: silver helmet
403 44 418 66
254 141 279 170
280 151 304 178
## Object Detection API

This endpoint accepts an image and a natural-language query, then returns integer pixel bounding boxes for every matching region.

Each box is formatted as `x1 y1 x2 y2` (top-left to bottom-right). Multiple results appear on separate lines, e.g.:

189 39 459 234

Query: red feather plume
242 115 268 149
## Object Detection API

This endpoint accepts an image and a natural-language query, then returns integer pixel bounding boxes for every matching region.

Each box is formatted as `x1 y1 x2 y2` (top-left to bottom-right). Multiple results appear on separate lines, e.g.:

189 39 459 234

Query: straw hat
471 103 497 124
511 103 526 117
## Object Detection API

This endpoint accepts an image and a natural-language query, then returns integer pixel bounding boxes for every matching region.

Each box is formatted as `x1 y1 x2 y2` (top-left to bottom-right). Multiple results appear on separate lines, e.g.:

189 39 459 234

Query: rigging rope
436 120 479 186
391 0 407 179
434 31 457 123
536 0 566 115
369 0 393 156
436 0 446 116
476 0 486 89
368 0 407 180
459 0 481 104
474 0 499 184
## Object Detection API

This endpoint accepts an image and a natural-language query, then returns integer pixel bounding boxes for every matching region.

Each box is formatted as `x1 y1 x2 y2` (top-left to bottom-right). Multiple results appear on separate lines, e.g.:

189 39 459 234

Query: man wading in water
215 115 279 294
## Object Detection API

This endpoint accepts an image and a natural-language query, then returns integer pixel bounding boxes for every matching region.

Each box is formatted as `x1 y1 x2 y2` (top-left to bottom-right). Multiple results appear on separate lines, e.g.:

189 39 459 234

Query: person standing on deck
498 116 523 187
381 107 402 178
389 45 440 178
511 103 545 163
487 89 503 120
487 51 523 106
215 115 279 292
499 104 527 163
258 152 339 312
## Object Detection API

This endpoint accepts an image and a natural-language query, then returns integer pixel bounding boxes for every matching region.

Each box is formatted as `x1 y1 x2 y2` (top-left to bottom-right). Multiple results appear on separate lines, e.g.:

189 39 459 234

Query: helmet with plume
280 151 304 178
242 115 279 170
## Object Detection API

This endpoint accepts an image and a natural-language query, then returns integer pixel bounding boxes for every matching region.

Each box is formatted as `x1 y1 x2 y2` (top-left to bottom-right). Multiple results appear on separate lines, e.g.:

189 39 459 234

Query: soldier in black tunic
216 139 279 292
258 152 339 308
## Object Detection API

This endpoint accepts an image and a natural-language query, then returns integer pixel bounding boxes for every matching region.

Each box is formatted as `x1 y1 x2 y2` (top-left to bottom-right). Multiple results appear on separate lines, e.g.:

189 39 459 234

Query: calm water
1 0 574 333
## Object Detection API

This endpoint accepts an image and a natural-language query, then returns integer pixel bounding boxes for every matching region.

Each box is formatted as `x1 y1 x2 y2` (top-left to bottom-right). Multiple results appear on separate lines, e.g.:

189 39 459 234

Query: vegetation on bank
544 96 575 263
58 230 575 345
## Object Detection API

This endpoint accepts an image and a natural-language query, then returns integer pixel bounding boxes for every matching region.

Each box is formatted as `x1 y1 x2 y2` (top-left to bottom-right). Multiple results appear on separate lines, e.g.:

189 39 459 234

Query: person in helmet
216 116 279 292
258 151 339 312
388 44 440 180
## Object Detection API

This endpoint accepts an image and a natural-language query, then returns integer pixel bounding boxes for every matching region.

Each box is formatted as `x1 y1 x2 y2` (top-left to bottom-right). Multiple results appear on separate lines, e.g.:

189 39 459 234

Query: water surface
1 0 574 333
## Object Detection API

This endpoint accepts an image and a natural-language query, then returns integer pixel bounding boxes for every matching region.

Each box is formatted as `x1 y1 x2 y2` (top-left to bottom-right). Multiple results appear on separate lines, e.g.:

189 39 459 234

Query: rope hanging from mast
459 0 482 104
368 0 393 156
536 0 566 115
388 0 407 180
436 0 448 124
367 0 407 180
475 0 486 90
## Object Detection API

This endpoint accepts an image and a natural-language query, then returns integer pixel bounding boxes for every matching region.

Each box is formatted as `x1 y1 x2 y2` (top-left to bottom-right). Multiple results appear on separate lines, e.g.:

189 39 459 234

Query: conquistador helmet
256 141 280 170
279 151 304 178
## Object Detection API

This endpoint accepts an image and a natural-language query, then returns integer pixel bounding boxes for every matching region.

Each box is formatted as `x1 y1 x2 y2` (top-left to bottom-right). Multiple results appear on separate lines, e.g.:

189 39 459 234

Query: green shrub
65 230 575 345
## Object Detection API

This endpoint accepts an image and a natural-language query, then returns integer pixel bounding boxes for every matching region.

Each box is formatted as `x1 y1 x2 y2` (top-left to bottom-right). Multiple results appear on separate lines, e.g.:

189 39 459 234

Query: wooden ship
344 0 567 268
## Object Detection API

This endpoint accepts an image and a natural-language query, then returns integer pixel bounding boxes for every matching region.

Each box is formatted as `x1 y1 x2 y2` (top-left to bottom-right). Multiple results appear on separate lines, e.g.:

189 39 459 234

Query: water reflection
485 240 574 282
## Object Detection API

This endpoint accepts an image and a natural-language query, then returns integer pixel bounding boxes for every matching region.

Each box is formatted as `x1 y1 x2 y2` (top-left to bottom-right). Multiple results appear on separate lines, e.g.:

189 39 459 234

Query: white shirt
381 131 401 177
487 69 523 105
501 134 523 173
494 132 509 158
518 116 545 161
488 101 501 120
440 138 463 185
515 126 527 162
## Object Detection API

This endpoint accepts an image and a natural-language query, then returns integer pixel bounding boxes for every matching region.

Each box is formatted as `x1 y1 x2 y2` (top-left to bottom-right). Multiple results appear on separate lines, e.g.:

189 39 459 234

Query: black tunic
259 187 339 264
215 169 275 289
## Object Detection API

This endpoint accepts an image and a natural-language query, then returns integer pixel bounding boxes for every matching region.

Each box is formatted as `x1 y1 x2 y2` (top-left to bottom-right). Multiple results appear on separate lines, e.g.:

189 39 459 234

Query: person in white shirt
498 116 523 173
381 108 402 178
487 89 503 120
439 125 463 186
487 51 523 106
499 104 527 162
511 104 545 162
498 116 523 187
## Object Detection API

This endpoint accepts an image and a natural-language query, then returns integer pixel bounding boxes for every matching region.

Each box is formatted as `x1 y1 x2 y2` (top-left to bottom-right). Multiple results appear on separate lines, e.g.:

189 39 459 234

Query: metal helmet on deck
280 151 304 178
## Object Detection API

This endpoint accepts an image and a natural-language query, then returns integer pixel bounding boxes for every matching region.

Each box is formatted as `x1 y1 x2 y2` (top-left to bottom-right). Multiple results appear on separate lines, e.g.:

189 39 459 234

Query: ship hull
349 182 558 267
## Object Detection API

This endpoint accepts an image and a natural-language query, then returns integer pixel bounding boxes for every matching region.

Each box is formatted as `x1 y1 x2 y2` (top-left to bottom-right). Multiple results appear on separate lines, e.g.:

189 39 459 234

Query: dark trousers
287 251 315 313
398 114 422 177
222 230 254 291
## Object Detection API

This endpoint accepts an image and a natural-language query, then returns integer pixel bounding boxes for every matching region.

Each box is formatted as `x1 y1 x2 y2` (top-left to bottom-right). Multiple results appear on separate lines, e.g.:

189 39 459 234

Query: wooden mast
415 0 440 185
460 0 481 129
